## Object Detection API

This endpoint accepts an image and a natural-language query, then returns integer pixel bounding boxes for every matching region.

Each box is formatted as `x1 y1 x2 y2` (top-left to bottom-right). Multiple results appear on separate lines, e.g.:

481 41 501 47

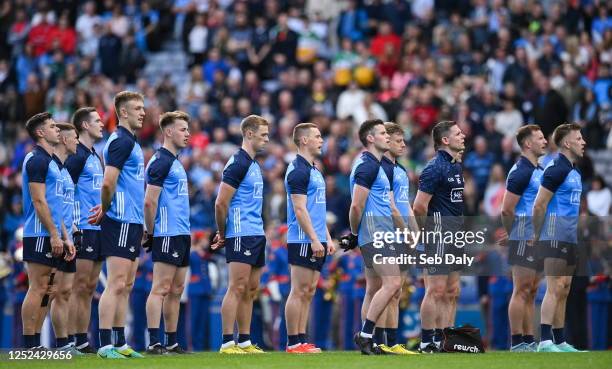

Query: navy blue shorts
152 235 191 267
225 236 266 268
538 240 577 266
100 216 143 261
23 236 57 268
417 242 465 275
508 240 542 271
76 229 104 261
57 257 76 273
288 242 327 272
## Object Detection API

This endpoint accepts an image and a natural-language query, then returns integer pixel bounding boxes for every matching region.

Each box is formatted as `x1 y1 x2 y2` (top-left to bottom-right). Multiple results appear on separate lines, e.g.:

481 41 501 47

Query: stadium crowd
0 0 610 351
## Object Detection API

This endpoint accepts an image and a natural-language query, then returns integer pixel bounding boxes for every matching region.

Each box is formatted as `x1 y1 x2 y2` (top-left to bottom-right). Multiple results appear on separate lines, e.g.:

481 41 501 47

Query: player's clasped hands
88 204 104 225
211 231 225 250
50 234 64 257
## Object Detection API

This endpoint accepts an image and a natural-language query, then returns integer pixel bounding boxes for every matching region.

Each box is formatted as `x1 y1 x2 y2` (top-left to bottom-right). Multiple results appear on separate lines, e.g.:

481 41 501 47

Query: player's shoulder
544 153 572 176
26 147 53 166
355 151 380 171
227 148 253 169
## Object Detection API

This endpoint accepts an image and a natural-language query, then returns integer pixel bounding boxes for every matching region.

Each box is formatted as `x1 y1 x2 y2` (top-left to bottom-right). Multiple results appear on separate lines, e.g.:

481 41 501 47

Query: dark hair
431 121 457 149
292 122 318 146
113 91 144 115
552 123 582 146
25 112 52 141
516 124 542 148
159 111 190 130
358 119 384 147
71 107 97 132
384 122 403 137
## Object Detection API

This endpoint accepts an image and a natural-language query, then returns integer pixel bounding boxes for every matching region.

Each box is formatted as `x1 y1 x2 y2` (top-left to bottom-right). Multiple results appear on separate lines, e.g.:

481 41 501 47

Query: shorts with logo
508 240 542 271
538 240 577 266
23 236 57 268
100 216 143 261
417 242 466 275
76 229 104 261
225 236 266 268
288 242 328 272
152 235 191 267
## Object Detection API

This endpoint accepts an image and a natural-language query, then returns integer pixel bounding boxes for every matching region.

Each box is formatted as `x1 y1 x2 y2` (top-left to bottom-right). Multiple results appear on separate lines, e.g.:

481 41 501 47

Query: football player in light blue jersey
501 125 547 352
284 123 336 354
212 115 269 354
64 107 105 353
348 119 404 355
20 112 75 350
143 111 191 355
89 91 146 359
374 122 419 355
44 123 80 353
532 124 586 353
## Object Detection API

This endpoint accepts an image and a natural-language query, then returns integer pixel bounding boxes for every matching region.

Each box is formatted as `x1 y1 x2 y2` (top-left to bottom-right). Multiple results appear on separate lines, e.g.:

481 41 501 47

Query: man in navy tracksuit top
413 121 466 353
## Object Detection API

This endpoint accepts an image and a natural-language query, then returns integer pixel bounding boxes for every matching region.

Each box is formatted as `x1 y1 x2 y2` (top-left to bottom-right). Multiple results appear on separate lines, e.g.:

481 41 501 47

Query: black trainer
354 333 376 355
76 344 96 354
418 343 440 354
166 345 191 354
146 344 167 355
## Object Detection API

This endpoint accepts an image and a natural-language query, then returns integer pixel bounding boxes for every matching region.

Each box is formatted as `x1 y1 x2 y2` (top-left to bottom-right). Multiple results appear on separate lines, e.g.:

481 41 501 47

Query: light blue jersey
65 142 103 230
102 126 144 224
146 147 190 236
349 151 392 246
22 146 64 237
506 156 543 240
221 148 265 238
285 154 327 243
382 156 411 219
539 153 582 243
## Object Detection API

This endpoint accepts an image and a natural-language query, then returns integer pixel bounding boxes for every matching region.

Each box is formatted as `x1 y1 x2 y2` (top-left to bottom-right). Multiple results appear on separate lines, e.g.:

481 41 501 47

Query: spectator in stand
464 135 496 199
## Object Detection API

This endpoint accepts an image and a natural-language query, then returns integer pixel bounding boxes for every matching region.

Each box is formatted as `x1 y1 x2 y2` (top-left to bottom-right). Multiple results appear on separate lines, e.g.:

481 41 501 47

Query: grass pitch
2 351 611 369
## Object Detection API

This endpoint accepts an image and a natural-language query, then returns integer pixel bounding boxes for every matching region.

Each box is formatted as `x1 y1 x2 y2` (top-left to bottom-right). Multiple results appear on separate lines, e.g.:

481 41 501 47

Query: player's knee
447 285 460 301
171 282 185 297
385 277 402 293
228 281 247 296
246 284 259 299
59 286 72 302
110 279 128 295
427 284 446 301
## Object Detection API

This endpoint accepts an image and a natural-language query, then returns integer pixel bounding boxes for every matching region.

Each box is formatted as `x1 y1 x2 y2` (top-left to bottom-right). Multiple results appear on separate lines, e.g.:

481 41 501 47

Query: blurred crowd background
0 0 610 352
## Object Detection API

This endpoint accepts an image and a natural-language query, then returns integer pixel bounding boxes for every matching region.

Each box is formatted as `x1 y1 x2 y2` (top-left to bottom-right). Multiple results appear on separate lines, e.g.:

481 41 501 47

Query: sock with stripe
360 319 375 337
112 326 126 348
420 329 434 348
148 328 160 347
553 327 565 344
99 329 112 348
373 327 385 346
165 331 177 348
540 324 553 342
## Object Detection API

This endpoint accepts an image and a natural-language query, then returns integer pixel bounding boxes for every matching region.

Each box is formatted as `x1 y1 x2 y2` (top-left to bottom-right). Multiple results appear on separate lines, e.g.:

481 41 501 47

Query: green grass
2 351 611 369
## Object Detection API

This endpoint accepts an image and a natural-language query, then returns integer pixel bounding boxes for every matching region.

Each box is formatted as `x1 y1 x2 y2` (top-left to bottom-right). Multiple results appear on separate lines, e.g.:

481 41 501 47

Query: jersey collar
117 125 137 140
558 152 574 168
519 155 543 170
239 147 255 162
296 153 314 168
437 149 454 162
33 144 53 158
363 150 381 163
159 147 179 159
